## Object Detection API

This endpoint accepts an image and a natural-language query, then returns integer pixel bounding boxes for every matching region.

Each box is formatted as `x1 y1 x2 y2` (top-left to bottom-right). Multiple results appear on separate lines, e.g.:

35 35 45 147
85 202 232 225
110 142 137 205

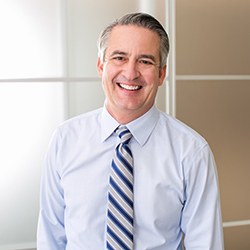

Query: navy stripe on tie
106 241 114 250
115 146 133 174
107 226 130 250
123 144 132 157
118 129 131 140
111 160 133 191
110 177 133 209
108 193 133 225
108 210 133 241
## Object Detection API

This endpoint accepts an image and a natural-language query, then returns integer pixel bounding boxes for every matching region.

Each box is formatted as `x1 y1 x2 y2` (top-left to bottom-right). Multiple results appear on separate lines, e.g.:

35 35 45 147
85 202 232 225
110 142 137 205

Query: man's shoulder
158 111 208 147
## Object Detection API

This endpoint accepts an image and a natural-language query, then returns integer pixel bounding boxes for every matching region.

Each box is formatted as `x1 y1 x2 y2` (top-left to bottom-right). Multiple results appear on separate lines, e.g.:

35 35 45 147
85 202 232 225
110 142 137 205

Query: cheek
103 63 119 79
144 72 162 87
101 70 116 93
101 68 113 87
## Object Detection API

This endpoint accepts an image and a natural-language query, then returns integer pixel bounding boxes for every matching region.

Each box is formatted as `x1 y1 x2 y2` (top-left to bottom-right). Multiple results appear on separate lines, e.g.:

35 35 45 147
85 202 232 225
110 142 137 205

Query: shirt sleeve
37 128 67 250
181 144 224 249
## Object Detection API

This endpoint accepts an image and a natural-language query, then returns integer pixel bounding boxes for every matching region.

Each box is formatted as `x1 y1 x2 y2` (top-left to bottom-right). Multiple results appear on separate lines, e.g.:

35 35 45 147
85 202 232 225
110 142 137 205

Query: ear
97 57 104 78
158 65 167 86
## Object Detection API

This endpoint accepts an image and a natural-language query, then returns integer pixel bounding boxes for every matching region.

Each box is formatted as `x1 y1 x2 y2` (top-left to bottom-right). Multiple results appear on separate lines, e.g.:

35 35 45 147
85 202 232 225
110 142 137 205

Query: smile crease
118 83 142 91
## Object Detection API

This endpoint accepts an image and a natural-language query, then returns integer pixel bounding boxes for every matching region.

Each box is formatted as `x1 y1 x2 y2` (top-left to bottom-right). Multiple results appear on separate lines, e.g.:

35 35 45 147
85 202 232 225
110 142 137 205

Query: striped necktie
106 126 134 250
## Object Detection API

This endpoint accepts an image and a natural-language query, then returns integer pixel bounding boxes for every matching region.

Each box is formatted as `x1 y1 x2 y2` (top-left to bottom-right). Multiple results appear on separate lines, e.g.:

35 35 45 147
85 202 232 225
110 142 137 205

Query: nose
122 60 140 81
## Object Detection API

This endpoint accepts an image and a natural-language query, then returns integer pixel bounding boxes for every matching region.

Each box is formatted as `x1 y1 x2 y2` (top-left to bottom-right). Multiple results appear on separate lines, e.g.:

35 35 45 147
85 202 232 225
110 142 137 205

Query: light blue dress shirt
37 105 224 249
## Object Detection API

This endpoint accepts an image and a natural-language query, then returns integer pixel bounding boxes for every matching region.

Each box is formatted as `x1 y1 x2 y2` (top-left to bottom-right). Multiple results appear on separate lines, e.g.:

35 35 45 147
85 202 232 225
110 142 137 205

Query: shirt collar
126 106 159 146
101 106 120 142
101 105 160 146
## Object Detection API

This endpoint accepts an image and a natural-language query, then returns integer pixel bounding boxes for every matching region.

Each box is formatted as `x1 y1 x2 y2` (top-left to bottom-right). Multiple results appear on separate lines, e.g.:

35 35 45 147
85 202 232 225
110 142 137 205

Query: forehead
106 25 161 57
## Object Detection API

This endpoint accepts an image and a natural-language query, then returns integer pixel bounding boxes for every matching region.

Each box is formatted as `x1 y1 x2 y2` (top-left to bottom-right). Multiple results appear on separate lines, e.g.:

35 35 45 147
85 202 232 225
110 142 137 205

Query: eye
112 56 126 61
109 55 128 65
139 59 154 65
116 56 124 60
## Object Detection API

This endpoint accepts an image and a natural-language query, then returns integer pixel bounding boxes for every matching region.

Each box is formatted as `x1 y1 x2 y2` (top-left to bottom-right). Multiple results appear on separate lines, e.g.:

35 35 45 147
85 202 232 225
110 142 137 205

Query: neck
105 105 153 124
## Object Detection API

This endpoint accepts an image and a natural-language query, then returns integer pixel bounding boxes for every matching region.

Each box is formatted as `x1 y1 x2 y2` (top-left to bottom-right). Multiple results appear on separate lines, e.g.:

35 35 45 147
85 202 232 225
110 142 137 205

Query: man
37 13 224 249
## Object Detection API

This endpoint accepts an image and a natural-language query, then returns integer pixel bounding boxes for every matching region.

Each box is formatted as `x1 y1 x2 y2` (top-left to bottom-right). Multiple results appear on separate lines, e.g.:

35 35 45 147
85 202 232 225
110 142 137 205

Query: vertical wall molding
138 0 158 15
166 0 176 116
60 0 70 119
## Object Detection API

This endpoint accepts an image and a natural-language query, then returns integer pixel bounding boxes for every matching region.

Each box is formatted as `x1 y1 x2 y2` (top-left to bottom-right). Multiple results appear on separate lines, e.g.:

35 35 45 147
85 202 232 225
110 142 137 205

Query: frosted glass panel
68 81 105 117
0 83 65 249
67 0 138 77
0 0 63 78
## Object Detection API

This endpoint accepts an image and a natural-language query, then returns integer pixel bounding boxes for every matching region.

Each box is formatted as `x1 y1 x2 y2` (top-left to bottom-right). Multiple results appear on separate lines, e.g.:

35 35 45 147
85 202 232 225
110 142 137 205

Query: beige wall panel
176 81 250 221
224 226 250 250
176 0 250 75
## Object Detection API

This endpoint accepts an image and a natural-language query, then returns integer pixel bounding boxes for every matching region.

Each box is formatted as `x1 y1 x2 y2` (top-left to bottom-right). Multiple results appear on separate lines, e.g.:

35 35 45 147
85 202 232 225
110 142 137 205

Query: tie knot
116 126 132 144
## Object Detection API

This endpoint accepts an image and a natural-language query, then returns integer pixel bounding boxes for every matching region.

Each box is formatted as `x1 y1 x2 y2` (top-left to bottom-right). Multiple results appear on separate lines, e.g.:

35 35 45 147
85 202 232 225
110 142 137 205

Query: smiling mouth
117 83 142 91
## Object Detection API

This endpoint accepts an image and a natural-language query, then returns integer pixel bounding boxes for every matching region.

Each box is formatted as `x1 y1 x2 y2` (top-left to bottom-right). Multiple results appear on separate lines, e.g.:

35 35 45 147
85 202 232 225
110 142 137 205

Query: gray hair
97 12 170 68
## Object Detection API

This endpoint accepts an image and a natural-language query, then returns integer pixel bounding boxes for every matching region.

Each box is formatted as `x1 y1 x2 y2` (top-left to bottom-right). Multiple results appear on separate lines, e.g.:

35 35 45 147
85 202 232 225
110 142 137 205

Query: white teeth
119 83 140 90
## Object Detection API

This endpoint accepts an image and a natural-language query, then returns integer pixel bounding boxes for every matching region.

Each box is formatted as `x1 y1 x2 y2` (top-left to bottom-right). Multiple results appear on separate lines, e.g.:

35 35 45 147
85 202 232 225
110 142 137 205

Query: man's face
97 25 166 123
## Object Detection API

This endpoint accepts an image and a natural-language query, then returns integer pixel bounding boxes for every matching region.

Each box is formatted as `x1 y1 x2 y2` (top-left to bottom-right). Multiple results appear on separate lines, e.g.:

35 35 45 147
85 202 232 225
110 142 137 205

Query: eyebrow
109 50 157 63
109 50 128 57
